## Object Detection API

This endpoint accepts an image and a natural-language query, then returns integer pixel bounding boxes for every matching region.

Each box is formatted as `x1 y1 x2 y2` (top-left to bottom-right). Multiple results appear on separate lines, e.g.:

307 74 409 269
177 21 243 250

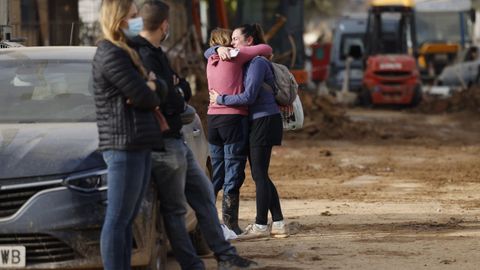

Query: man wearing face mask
132 1 259 270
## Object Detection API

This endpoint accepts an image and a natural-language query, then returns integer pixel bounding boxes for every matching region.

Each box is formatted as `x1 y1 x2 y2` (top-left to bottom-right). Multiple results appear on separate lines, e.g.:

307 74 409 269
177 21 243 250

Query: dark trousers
249 146 284 225
151 138 237 270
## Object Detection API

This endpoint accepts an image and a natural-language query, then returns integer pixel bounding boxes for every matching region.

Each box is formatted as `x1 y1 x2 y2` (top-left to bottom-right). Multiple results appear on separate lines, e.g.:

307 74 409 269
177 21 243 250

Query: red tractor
361 0 422 106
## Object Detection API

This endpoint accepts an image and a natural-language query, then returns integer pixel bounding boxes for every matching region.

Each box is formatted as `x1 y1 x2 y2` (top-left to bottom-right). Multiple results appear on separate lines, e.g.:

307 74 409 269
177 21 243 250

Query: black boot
222 193 243 235
217 254 258 270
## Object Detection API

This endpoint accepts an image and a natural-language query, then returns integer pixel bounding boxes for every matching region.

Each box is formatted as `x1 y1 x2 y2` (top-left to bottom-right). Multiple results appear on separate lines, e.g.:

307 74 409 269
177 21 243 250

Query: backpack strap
254 56 276 95
262 82 274 93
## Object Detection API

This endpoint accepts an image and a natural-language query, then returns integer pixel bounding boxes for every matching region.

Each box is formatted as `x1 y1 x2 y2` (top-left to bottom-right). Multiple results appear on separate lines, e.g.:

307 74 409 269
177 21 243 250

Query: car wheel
190 224 211 256
206 157 213 180
475 67 480 85
152 208 168 270
143 203 168 270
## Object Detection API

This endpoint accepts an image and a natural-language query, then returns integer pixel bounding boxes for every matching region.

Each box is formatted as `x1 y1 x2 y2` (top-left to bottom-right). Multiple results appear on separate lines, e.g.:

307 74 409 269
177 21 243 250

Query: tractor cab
365 0 418 56
361 0 422 106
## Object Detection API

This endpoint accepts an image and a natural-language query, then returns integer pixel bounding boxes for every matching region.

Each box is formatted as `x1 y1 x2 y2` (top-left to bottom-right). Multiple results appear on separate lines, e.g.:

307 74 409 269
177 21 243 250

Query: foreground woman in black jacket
92 1 166 269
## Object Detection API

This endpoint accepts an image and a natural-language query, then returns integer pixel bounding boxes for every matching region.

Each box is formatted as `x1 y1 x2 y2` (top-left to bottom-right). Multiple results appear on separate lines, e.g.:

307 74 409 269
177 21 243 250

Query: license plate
0 246 26 268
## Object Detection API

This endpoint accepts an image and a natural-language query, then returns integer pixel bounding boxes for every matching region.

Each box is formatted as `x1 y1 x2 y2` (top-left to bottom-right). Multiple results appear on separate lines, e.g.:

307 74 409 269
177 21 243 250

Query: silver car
438 46 480 88
0 47 209 269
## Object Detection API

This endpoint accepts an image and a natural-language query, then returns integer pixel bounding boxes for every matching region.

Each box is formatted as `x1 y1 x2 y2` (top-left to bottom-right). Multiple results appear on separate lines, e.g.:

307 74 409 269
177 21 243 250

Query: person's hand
217 47 232 61
146 72 157 91
209 89 219 104
147 80 156 91
148 71 157 81
173 75 179 86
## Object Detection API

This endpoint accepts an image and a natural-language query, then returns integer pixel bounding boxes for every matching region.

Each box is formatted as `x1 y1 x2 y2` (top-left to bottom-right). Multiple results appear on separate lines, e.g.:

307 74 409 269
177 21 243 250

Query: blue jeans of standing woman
209 117 249 196
151 138 237 270
101 149 152 270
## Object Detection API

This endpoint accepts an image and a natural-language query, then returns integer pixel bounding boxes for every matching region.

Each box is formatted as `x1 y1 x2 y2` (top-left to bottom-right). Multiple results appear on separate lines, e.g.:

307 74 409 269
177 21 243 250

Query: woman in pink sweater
205 28 272 235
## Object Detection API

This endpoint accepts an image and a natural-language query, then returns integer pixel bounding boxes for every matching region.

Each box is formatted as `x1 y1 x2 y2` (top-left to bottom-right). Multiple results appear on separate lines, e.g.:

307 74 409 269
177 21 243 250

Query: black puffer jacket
92 40 164 151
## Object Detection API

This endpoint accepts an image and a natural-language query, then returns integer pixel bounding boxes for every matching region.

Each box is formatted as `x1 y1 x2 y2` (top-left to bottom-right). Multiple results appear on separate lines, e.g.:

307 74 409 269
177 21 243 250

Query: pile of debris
416 86 480 114
287 92 378 140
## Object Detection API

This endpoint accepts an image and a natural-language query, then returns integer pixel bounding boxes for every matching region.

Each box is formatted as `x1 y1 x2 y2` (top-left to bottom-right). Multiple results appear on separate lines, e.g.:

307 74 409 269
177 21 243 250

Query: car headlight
64 169 108 192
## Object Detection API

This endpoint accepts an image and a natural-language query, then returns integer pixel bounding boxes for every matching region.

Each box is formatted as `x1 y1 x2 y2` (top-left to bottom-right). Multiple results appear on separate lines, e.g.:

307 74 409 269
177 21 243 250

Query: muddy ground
171 106 480 270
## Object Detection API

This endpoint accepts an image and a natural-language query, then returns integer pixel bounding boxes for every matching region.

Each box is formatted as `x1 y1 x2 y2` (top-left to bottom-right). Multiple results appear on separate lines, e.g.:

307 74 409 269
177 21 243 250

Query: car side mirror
348 44 363 60
181 104 196 125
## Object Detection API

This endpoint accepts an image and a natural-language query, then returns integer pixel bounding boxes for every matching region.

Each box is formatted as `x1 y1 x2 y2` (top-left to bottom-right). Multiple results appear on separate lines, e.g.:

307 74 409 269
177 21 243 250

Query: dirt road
184 108 480 270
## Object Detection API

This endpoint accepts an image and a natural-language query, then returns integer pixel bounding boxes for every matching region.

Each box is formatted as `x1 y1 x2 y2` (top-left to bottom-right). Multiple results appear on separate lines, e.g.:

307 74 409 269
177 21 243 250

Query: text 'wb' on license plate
0 246 26 268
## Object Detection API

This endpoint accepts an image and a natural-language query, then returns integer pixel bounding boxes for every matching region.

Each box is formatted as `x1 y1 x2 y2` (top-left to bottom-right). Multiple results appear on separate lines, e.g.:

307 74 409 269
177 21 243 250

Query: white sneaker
270 221 289 238
237 224 270 240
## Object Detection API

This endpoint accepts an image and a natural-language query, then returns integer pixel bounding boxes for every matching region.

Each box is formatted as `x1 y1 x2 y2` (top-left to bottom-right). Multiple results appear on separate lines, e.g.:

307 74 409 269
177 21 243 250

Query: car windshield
0 59 95 123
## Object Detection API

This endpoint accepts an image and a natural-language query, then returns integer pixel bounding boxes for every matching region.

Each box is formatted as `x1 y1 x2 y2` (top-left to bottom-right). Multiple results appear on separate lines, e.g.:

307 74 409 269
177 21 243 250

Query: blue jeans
151 138 236 270
101 149 152 270
209 118 249 196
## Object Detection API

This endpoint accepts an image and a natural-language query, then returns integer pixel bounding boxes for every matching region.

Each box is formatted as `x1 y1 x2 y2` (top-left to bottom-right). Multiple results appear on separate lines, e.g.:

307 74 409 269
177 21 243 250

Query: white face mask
122 17 143 38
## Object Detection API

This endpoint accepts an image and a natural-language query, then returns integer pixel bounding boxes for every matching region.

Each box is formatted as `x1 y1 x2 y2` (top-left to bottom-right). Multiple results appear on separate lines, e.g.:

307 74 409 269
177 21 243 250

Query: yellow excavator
415 0 475 85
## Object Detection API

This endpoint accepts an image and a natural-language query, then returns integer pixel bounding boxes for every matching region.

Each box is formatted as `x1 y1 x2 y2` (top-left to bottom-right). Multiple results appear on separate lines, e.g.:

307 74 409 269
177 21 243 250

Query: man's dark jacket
132 35 192 139
92 40 165 151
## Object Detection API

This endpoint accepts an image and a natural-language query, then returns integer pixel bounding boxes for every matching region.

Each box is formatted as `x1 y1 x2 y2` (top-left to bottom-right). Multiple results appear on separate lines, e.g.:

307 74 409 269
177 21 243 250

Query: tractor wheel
410 86 423 107
359 87 372 107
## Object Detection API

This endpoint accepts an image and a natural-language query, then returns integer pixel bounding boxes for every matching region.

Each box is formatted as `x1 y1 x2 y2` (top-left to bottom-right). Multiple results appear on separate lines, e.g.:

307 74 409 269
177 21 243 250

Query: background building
1 0 94 46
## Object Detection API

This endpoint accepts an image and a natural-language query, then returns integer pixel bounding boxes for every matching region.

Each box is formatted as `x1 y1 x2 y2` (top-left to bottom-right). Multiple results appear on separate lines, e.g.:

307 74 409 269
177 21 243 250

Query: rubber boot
222 193 243 235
